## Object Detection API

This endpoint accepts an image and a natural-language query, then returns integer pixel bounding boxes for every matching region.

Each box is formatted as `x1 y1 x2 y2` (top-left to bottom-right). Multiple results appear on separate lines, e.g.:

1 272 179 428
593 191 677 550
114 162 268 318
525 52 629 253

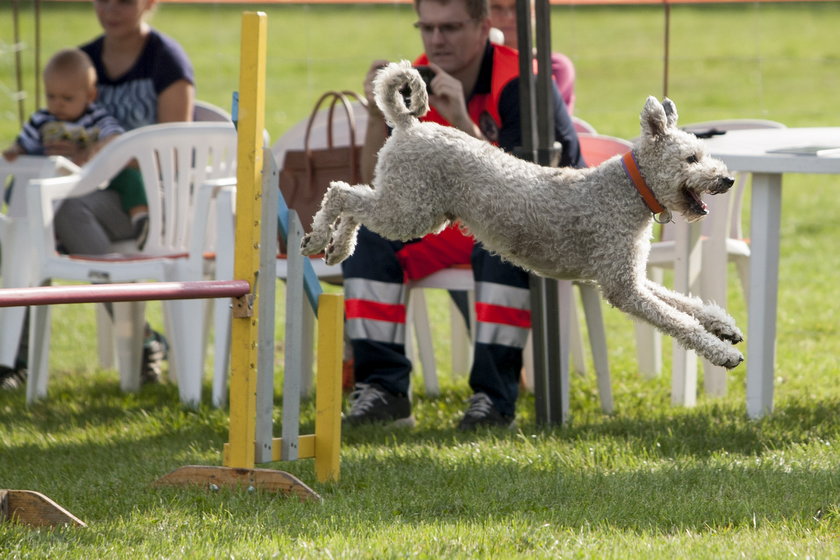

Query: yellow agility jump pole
226 9 266 471
156 11 342 499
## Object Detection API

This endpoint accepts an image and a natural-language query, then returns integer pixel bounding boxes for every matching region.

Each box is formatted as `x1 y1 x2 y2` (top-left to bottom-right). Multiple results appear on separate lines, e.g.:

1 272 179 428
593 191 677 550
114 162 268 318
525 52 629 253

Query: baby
3 48 149 248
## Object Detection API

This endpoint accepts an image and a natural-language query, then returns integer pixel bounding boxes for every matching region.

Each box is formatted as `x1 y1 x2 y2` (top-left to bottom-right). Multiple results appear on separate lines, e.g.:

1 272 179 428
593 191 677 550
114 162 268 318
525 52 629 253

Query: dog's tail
374 60 429 130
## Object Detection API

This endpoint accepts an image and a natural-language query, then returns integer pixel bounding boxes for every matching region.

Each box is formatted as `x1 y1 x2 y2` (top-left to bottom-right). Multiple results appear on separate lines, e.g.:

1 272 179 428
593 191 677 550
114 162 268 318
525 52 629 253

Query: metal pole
535 0 565 425
0 280 250 308
35 0 42 108
663 1 671 99
515 0 537 162
12 0 25 126
516 0 567 425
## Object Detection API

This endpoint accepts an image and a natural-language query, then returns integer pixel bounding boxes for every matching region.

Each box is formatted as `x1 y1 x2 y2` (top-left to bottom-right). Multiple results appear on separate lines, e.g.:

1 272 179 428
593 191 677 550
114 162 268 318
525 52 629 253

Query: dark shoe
141 330 168 385
457 392 514 431
343 383 415 427
0 365 27 390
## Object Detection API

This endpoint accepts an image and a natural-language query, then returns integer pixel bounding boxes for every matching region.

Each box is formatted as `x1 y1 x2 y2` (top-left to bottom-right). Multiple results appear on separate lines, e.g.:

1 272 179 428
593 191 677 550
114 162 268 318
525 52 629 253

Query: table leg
670 219 702 406
747 172 782 419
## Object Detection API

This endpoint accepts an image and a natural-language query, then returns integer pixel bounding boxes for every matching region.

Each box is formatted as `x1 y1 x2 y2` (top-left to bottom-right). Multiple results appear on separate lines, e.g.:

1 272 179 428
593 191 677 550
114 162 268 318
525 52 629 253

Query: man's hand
424 62 482 139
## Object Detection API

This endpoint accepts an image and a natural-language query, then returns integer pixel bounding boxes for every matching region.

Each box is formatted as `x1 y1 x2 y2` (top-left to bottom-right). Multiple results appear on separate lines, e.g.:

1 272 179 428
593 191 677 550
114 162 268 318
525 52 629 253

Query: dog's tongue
690 190 708 213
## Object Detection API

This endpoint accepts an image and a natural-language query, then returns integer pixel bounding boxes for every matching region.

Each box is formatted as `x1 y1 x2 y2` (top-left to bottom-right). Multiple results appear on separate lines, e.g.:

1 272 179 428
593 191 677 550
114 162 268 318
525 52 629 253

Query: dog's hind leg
644 280 743 344
602 280 744 369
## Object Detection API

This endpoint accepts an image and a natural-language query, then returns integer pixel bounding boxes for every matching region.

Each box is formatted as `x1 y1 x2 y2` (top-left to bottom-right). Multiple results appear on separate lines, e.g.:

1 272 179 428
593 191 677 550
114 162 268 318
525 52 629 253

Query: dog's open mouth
683 187 708 216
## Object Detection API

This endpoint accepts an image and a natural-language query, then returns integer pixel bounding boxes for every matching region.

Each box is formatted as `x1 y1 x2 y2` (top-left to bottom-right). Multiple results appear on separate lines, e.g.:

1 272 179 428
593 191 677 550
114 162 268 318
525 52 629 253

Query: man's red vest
413 43 520 146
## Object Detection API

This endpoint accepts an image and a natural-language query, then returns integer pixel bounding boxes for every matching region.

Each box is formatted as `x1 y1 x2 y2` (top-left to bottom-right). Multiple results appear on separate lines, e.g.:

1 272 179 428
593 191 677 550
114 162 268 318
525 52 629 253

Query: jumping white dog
302 60 744 369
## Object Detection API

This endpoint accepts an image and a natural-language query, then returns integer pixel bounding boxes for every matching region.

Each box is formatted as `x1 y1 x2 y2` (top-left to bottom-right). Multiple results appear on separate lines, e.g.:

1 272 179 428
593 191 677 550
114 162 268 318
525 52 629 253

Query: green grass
3 2 840 558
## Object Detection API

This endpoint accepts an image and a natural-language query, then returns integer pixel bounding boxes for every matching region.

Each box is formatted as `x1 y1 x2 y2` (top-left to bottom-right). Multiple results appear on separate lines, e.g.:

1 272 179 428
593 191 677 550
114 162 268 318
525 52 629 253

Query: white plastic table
703 127 840 419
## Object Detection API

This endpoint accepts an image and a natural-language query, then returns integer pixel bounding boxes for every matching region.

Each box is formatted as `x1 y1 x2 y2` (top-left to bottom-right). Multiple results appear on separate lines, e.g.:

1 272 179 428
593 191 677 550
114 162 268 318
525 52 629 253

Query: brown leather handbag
278 90 367 254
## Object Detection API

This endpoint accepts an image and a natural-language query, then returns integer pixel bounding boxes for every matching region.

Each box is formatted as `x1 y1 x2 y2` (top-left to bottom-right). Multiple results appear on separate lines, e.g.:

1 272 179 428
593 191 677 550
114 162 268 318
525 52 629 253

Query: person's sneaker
457 392 515 431
141 330 168 385
0 365 27 390
343 383 415 427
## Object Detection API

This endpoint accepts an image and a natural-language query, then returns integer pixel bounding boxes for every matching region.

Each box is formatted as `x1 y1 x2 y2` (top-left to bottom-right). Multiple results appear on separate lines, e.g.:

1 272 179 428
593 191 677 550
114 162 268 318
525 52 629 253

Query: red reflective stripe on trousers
345 298 407 323
475 302 531 328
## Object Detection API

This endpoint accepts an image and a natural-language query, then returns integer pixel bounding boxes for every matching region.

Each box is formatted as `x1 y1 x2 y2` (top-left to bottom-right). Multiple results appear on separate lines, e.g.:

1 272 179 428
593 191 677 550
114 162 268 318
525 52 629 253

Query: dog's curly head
635 96 734 223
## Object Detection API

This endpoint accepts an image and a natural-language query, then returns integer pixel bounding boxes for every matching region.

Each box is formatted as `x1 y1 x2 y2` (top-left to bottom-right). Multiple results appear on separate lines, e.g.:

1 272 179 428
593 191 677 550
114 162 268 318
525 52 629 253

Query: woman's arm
156 79 195 123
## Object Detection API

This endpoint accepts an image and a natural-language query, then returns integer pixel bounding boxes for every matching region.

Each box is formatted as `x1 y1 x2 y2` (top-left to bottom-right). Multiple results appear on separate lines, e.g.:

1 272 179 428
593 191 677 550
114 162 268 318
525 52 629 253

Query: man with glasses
342 0 584 430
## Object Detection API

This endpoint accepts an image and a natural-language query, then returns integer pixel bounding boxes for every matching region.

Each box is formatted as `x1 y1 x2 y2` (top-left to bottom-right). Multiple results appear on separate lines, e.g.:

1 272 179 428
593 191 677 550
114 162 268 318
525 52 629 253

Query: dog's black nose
722 176 735 188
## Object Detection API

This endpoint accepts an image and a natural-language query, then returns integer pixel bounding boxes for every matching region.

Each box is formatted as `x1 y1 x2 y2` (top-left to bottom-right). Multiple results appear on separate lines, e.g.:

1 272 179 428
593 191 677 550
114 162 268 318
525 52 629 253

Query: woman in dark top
54 0 195 384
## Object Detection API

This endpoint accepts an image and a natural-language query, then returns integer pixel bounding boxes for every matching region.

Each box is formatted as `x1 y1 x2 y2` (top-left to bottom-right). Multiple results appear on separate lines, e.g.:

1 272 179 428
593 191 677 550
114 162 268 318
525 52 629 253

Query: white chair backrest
65 122 237 253
193 100 233 123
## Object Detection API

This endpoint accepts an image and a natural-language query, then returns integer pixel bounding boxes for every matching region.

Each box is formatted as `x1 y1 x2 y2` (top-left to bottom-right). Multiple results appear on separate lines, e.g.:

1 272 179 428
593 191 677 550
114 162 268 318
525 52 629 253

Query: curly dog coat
302 61 744 369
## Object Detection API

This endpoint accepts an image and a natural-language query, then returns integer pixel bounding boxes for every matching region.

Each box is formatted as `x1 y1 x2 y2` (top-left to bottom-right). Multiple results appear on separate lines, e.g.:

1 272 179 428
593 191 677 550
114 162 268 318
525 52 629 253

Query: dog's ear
640 96 668 139
662 97 679 128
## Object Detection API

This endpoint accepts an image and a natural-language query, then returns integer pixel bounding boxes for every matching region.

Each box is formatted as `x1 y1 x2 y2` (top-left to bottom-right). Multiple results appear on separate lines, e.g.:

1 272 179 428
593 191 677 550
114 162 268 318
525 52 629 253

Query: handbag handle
302 90 368 184
303 90 368 149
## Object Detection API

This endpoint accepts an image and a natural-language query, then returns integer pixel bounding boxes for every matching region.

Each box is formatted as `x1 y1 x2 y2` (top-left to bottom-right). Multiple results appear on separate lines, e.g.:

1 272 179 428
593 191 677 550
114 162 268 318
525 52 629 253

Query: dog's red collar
621 151 669 222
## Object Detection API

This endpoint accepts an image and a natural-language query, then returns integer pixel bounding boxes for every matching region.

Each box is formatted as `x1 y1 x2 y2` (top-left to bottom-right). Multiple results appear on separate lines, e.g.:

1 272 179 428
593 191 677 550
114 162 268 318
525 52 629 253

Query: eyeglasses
413 19 476 36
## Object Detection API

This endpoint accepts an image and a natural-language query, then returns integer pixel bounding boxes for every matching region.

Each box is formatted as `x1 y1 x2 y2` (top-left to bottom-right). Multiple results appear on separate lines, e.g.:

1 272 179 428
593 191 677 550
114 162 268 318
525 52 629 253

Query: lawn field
2 2 840 558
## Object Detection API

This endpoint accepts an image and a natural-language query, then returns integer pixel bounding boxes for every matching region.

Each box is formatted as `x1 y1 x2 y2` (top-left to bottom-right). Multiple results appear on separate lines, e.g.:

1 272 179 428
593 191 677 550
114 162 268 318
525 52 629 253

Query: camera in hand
413 65 436 95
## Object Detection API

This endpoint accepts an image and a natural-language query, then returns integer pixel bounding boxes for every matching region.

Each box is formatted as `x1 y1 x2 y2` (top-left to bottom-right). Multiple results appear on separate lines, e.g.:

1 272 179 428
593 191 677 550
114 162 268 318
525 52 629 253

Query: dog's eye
686 154 699 164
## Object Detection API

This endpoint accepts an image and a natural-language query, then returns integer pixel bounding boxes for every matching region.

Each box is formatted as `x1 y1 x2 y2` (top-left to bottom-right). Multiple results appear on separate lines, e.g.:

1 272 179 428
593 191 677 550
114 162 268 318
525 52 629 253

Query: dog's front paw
301 231 326 256
709 347 744 370
323 241 349 266
711 322 744 345
720 327 744 345
703 305 744 345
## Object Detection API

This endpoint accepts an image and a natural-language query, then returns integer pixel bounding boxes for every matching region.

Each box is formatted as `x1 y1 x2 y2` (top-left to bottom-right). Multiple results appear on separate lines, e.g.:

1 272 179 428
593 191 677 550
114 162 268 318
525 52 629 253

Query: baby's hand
44 139 91 166
2 145 21 162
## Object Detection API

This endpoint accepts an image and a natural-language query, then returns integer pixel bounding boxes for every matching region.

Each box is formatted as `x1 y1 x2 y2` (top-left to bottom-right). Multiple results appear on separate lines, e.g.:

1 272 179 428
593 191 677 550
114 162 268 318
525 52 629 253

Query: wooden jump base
0 280 250 308
0 490 86 528
154 466 320 502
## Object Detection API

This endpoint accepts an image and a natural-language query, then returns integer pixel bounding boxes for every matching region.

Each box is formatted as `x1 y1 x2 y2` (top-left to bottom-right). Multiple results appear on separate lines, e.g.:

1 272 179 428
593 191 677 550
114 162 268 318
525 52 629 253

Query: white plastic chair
1 156 80 372
91 101 239 374
640 118 787 398
25 122 237 406
405 265 475 396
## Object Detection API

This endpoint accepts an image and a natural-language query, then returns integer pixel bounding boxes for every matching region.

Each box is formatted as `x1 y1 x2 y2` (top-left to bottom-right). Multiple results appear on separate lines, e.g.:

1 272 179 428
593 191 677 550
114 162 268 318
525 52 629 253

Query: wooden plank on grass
0 489 86 528
153 465 321 502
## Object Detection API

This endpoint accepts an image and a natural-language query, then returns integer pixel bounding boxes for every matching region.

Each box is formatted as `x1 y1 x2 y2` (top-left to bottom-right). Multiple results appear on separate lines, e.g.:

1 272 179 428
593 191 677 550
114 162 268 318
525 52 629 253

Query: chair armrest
26 175 85 269
1 156 81 218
